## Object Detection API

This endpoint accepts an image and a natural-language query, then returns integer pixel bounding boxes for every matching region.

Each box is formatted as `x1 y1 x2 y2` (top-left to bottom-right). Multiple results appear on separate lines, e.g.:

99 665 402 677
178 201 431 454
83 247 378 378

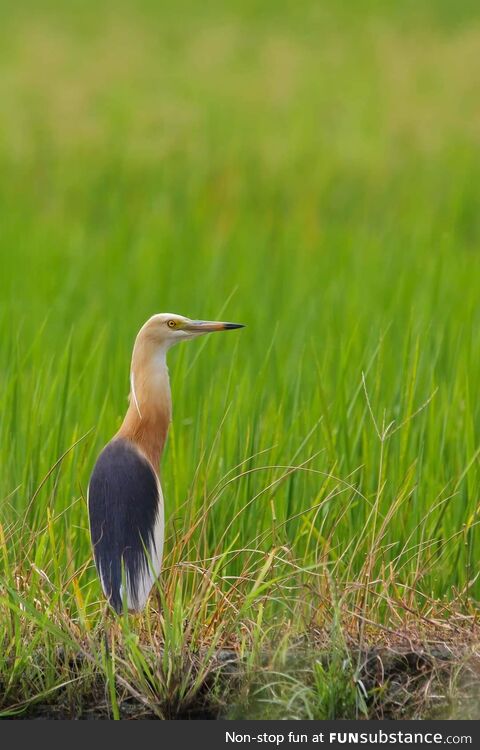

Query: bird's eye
167 319 177 328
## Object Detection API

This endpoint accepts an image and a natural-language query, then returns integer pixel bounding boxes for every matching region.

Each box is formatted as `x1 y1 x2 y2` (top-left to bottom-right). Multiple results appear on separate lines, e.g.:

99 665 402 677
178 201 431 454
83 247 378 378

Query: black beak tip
224 323 245 330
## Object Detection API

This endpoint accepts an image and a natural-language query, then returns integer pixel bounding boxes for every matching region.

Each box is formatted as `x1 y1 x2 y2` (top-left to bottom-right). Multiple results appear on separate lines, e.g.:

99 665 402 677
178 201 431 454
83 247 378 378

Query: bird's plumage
88 312 244 614
88 438 164 612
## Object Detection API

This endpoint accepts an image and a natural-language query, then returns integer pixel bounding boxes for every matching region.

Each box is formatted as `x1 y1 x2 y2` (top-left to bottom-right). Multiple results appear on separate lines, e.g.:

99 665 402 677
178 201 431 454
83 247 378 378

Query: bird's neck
117 342 172 471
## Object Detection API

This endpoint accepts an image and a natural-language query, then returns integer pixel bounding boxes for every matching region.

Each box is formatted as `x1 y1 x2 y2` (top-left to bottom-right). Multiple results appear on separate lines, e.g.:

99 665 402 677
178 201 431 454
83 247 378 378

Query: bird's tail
95 552 123 614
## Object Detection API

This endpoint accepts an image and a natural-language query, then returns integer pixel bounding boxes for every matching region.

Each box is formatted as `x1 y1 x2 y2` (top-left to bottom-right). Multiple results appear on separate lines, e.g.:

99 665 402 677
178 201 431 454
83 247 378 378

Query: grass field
1 0 480 719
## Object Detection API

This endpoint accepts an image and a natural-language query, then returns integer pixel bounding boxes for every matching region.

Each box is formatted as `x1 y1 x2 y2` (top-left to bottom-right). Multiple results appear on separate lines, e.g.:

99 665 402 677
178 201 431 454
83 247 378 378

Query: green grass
0 0 479 719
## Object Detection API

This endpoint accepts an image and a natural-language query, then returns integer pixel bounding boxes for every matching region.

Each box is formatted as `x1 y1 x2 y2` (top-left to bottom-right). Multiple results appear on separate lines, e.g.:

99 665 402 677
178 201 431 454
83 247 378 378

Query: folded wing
88 438 164 612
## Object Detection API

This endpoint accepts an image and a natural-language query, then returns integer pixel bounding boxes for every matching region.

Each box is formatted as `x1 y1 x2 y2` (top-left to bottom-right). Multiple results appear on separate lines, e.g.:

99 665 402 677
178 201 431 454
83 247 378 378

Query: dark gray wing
88 438 163 612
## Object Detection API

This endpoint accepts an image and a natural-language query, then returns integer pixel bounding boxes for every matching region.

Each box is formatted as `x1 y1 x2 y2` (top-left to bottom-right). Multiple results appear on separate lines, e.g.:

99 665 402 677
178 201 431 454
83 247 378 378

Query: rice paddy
0 0 479 719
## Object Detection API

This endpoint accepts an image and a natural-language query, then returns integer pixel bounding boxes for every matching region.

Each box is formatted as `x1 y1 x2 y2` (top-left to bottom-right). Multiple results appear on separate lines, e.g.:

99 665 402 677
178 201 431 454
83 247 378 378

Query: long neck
116 338 172 471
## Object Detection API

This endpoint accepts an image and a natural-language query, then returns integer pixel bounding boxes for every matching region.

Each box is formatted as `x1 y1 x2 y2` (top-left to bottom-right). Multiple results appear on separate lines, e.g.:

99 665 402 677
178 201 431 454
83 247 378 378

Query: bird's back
88 438 164 612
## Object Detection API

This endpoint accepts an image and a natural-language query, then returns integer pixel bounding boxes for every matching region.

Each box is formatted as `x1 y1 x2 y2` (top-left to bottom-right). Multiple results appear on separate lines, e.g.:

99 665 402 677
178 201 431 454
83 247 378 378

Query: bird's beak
184 320 245 333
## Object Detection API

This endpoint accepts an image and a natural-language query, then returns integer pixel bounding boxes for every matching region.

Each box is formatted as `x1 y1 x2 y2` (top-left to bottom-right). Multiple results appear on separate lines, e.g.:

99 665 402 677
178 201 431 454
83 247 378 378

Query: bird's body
88 439 164 612
88 313 243 613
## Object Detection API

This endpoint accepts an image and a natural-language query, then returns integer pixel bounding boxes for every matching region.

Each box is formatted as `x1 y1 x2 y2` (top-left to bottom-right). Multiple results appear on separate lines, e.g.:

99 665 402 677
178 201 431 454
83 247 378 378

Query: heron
88 313 244 613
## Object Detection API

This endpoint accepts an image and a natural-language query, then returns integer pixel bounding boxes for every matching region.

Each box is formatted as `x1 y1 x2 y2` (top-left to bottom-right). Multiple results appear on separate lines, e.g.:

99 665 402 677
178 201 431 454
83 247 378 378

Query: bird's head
138 313 245 350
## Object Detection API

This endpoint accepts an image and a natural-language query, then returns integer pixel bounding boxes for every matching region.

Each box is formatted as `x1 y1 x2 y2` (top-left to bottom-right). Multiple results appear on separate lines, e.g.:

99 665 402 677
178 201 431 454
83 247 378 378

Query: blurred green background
1 0 480 610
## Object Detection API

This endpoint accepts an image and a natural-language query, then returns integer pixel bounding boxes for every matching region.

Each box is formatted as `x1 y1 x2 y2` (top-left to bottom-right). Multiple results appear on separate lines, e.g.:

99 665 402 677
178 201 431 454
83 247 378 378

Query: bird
88 313 244 613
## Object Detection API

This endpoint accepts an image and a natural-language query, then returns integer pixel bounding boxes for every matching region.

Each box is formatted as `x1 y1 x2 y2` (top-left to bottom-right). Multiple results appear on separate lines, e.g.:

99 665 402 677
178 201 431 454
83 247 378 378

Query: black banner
0 720 478 746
